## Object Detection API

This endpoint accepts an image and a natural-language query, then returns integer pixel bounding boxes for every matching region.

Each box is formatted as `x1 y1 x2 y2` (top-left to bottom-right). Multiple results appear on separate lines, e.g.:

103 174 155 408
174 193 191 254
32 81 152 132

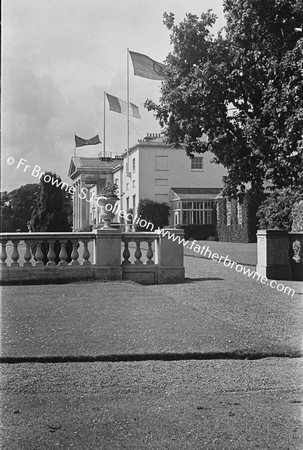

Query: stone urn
97 183 119 229
98 195 118 229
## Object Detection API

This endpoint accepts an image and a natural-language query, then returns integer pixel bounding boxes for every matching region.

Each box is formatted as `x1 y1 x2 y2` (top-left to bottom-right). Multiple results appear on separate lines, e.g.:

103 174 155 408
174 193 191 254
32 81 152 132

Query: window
226 200 231 226
126 183 129 190
115 178 119 186
133 195 136 210
155 155 168 171
174 200 213 225
132 180 136 188
191 157 203 170
237 200 243 225
126 197 129 211
171 201 181 210
132 158 136 172
155 178 168 186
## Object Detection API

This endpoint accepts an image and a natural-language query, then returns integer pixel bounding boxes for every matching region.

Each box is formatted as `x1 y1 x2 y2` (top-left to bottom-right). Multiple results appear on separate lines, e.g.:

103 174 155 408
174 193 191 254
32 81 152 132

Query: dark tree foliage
62 190 73 230
257 187 303 230
137 199 170 230
0 191 12 232
146 1 303 195
0 184 40 231
31 172 72 232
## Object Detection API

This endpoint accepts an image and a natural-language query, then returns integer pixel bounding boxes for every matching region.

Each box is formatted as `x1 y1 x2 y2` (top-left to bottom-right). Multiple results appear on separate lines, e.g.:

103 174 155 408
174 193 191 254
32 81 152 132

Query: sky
2 0 226 192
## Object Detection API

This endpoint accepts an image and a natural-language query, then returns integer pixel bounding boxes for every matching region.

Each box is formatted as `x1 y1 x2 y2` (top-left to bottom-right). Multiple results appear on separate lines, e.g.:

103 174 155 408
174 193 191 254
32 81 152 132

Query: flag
105 93 141 119
129 51 166 80
75 134 101 147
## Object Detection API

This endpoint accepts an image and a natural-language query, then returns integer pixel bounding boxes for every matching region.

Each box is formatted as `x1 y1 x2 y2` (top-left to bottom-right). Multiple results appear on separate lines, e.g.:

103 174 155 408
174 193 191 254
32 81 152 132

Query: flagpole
127 48 130 173
103 91 106 157
74 132 76 157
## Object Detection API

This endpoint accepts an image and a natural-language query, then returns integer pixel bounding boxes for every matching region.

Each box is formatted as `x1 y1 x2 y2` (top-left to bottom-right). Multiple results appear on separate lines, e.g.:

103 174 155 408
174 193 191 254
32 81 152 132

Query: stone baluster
58 240 68 266
23 240 33 266
0 240 8 266
71 240 80 265
35 241 44 266
47 240 56 266
82 239 91 265
11 239 20 267
146 239 154 265
122 240 131 265
134 240 143 265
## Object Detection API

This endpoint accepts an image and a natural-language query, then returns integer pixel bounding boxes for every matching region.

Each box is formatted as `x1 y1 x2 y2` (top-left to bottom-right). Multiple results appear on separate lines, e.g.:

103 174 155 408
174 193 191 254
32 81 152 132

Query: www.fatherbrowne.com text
155 228 295 297
104 202 295 297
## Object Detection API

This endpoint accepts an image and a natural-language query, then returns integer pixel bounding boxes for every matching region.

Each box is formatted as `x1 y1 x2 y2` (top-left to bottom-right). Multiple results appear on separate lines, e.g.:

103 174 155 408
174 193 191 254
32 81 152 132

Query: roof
68 157 121 179
170 187 222 201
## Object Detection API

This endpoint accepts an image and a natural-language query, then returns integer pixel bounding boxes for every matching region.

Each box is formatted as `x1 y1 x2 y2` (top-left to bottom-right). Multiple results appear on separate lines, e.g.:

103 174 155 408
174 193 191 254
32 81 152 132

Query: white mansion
68 133 226 231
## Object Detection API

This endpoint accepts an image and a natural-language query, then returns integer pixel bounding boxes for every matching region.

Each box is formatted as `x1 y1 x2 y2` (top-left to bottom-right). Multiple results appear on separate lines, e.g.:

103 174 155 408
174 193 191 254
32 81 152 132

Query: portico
68 155 123 231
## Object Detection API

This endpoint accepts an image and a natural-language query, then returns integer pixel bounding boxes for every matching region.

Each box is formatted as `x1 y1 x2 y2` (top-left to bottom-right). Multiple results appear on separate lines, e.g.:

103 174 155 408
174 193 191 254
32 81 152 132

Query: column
81 183 89 230
73 182 77 231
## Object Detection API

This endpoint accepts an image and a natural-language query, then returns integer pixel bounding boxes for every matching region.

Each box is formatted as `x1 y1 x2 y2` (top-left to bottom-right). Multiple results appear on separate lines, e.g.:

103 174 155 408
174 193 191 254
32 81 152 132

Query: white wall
139 146 226 202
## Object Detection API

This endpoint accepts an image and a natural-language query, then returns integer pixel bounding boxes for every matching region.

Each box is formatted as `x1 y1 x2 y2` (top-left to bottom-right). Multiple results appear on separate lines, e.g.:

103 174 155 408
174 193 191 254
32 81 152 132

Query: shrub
291 200 303 232
257 188 303 230
176 224 217 241
136 199 170 231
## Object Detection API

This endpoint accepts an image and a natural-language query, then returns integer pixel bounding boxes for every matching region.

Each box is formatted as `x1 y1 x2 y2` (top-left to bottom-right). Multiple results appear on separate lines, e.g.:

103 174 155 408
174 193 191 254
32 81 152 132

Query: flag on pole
75 134 101 147
129 51 166 80
105 93 141 119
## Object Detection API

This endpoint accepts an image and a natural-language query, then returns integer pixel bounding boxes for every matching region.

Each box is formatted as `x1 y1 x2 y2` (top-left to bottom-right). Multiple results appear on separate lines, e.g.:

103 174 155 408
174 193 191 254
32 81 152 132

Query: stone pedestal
256 229 291 280
157 228 185 282
93 228 122 280
157 229 184 266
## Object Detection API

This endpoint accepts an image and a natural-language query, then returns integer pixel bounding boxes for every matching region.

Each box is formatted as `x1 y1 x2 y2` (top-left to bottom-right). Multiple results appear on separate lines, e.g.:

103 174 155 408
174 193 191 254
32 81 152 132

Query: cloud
2 0 225 192
3 60 66 152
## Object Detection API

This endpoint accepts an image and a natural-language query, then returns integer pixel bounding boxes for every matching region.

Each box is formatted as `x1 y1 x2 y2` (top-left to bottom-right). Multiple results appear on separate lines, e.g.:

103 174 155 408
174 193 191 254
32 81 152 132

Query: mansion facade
68 133 226 234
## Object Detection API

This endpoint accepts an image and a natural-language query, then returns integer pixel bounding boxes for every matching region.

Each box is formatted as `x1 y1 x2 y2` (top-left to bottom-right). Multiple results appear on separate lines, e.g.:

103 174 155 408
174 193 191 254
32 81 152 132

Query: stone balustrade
1 232 95 283
122 232 158 265
0 228 185 285
121 229 185 284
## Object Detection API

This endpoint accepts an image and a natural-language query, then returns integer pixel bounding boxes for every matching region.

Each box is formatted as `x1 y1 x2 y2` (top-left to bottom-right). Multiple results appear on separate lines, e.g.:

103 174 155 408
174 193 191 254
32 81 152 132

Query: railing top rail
0 232 96 240
122 231 159 239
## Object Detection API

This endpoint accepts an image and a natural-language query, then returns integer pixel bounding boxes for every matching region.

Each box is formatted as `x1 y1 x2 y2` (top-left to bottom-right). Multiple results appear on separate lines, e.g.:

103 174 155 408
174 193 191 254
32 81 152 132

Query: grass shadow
185 277 224 283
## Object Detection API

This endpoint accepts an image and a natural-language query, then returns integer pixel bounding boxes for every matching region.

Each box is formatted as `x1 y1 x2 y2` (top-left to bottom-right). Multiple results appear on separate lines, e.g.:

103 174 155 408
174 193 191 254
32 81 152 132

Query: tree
62 190 73 230
257 187 303 230
0 184 40 231
30 173 73 264
146 1 303 195
31 172 72 232
0 191 13 232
